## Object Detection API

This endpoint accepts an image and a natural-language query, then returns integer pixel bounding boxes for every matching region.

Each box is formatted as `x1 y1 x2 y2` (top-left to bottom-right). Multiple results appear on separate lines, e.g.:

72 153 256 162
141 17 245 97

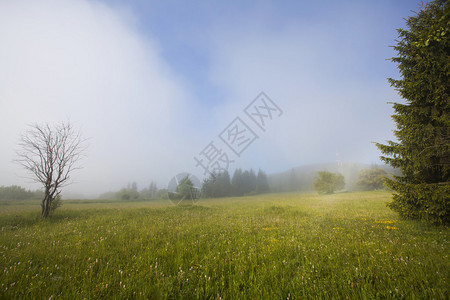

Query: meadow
0 191 448 299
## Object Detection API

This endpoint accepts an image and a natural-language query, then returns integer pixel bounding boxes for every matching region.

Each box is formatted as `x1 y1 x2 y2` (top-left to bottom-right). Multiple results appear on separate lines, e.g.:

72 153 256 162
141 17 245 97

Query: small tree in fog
356 168 388 190
16 122 87 218
314 171 345 194
176 176 199 201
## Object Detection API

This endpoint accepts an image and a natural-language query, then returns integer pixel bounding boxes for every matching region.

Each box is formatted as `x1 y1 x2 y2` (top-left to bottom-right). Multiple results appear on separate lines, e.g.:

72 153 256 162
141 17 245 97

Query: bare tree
16 122 87 218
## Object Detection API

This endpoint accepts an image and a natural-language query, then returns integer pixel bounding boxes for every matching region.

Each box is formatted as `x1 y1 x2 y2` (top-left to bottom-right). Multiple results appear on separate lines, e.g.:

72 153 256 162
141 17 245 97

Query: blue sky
0 0 421 196
132 0 414 101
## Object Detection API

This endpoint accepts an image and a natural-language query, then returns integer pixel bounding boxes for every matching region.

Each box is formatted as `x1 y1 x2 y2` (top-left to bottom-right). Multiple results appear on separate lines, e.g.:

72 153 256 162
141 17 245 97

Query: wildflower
386 226 398 230
376 220 396 224
263 227 278 231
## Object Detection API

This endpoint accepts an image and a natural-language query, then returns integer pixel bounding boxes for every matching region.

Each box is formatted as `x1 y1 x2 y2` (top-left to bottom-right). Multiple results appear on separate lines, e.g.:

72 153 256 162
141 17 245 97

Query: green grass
0 191 448 299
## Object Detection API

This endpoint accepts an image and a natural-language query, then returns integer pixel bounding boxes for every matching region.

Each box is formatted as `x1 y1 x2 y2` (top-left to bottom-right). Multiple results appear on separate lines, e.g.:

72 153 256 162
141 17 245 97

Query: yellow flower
385 226 398 230
376 220 396 224
263 227 278 231
333 227 344 230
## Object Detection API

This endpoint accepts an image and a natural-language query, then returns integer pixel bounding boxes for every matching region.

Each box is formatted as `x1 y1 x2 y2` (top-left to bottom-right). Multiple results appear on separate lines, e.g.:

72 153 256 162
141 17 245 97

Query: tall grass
0 191 448 298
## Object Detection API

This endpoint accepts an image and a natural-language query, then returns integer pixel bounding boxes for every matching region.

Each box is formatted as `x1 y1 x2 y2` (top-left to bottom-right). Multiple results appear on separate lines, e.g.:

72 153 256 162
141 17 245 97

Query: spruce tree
256 169 270 193
376 0 449 224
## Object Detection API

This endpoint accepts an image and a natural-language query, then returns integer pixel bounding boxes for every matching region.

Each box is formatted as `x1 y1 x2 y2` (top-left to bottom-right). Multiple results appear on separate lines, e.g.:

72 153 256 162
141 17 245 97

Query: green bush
356 168 388 190
50 194 62 215
313 171 345 194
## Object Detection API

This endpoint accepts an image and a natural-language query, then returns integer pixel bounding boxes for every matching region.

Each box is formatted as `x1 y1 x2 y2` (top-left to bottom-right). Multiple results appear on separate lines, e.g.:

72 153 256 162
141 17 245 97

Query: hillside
269 162 400 192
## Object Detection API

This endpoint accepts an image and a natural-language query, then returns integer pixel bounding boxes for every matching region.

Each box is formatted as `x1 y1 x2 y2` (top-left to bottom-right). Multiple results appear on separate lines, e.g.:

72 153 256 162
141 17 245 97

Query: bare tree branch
15 122 87 218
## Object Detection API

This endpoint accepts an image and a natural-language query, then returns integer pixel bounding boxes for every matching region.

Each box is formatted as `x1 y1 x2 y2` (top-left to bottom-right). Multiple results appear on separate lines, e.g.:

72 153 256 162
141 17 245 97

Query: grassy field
0 191 448 299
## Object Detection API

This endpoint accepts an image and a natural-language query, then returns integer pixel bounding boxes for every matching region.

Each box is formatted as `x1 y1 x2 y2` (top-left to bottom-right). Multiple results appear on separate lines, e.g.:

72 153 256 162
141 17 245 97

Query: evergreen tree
241 170 250 195
240 170 257 195
256 169 270 193
202 171 231 198
205 168 270 198
176 176 195 201
376 0 449 224
217 170 231 197
201 176 213 198
231 169 243 196
248 169 257 194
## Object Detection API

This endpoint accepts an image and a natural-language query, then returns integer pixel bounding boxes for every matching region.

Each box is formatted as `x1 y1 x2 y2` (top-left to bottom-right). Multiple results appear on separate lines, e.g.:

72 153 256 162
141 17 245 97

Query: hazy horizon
0 0 420 197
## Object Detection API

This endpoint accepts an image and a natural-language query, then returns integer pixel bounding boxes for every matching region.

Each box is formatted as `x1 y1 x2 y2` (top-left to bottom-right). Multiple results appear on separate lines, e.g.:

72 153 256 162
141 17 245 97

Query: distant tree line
202 169 270 198
269 169 305 193
2 167 393 202
97 169 271 201
95 165 395 201
312 168 393 194
99 181 167 201
269 164 398 193
0 185 43 201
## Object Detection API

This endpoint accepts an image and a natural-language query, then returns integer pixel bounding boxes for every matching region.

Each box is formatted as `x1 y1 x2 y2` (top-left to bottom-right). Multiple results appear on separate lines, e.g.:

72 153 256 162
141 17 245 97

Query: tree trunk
41 196 48 218
41 192 52 218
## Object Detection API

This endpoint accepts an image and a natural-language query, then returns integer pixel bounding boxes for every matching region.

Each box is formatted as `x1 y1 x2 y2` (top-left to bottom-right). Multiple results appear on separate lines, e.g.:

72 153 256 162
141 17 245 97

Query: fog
0 0 418 197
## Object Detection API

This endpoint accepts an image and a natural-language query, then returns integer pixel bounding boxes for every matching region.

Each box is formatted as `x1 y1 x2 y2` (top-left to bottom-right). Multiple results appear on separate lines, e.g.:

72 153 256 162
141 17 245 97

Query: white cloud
0 0 195 196
205 6 399 172
0 1 407 196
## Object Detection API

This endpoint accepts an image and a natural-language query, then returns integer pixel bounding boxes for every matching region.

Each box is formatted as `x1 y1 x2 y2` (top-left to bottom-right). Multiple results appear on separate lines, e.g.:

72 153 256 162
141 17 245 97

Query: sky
0 0 421 197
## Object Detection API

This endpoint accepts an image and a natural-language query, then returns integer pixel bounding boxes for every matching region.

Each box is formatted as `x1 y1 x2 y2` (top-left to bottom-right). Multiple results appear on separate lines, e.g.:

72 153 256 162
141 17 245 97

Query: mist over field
0 0 419 197
1 1 449 298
